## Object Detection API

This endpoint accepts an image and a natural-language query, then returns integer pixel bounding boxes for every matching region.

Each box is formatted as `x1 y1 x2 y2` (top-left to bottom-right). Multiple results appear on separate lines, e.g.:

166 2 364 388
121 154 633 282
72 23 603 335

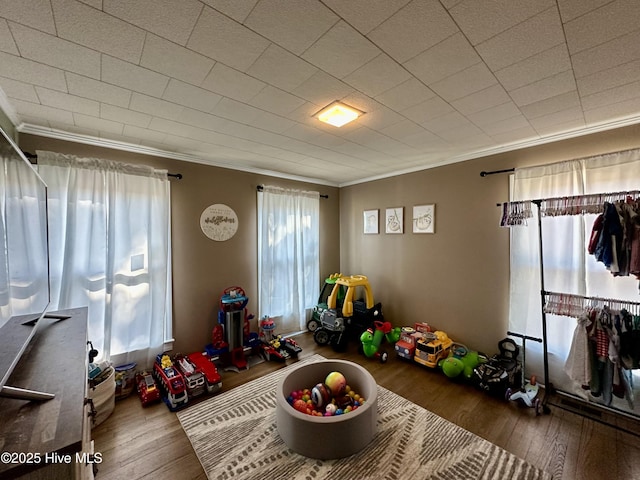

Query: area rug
178 354 551 480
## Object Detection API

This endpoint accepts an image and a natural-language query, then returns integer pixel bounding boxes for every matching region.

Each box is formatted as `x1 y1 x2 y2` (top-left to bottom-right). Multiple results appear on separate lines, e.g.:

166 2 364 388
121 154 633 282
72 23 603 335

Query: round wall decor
200 203 238 241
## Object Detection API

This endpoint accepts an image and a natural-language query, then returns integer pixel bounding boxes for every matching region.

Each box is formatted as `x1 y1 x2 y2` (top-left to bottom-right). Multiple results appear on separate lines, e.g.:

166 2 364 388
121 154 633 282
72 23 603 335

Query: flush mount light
316 101 363 127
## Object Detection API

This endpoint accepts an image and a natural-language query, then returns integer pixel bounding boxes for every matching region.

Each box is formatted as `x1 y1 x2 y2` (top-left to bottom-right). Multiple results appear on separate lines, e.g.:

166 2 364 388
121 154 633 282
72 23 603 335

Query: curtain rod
256 184 328 199
480 168 514 177
22 152 182 179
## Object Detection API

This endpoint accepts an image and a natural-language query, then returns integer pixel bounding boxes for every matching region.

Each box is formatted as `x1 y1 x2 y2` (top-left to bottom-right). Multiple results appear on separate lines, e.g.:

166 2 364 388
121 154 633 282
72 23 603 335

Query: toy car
186 352 222 394
135 371 161 407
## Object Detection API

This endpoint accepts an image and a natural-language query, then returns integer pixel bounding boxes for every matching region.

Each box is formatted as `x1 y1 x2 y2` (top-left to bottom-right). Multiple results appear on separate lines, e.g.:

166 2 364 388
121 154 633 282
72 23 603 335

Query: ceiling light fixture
316 101 363 127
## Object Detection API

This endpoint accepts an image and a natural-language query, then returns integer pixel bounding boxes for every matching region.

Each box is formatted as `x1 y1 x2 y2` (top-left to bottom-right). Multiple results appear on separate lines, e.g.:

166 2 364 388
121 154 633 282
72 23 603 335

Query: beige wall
339 123 640 355
18 122 640 358
18 134 341 355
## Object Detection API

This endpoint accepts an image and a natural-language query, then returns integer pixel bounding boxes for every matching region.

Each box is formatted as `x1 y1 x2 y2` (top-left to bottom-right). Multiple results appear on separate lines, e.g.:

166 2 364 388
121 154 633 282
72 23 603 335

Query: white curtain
257 186 319 334
509 149 640 396
0 144 48 325
37 151 172 368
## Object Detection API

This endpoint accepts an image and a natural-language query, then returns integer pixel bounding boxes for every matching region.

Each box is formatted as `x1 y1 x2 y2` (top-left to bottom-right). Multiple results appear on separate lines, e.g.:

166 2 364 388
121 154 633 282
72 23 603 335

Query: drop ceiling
1 0 640 186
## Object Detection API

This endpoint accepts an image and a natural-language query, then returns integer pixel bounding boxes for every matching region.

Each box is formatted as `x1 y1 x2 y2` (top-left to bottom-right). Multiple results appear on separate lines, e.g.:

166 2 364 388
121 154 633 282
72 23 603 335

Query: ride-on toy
360 320 401 362
504 331 543 415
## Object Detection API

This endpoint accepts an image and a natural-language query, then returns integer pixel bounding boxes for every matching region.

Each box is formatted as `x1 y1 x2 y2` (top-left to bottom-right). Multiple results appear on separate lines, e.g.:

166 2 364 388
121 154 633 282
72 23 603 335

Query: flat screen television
0 125 56 401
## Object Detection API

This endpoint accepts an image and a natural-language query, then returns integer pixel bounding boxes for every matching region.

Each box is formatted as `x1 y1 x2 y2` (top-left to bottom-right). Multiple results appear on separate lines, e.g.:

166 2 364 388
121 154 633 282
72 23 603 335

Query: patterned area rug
178 354 551 480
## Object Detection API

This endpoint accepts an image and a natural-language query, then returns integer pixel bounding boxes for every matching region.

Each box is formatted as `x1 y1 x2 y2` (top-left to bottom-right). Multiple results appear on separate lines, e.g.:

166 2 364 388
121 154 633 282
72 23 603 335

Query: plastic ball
325 371 347 397
311 383 331 407
293 399 308 413
325 403 337 415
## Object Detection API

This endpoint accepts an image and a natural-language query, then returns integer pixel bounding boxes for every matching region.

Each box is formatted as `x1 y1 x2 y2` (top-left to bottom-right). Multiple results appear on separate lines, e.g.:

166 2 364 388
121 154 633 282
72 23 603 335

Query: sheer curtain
0 144 48 324
257 186 319 334
509 149 640 394
37 151 172 368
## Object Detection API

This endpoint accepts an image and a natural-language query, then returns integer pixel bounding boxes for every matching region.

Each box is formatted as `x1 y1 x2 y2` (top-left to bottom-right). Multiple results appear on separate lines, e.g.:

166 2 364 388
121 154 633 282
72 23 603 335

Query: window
257 186 319 334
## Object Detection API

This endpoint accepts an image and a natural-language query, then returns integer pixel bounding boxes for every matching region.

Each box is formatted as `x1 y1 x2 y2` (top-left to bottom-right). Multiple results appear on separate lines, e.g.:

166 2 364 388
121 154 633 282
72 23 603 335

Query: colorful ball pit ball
311 383 331 408
325 371 347 396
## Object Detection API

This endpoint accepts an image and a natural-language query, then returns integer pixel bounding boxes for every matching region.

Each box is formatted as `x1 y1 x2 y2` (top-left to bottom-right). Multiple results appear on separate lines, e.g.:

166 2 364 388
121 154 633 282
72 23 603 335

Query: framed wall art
385 207 404 234
413 204 435 233
363 209 379 234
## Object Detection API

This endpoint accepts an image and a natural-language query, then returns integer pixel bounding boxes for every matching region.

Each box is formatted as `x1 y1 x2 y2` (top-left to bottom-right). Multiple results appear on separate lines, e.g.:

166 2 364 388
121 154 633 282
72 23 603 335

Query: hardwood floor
92 333 640 480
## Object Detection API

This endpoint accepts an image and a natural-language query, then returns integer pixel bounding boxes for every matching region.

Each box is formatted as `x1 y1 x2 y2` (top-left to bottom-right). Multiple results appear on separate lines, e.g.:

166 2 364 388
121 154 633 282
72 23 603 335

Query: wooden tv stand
0 307 94 480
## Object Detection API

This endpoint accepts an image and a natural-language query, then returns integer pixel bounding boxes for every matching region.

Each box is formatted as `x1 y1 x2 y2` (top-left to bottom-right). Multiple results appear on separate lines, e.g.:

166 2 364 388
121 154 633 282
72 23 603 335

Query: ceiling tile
581 79 640 111
101 104 152 128
9 22 101 79
187 6 270 71
77 0 102 8
430 63 498 102
200 63 266 103
320 0 411 34
35 86 99 116
528 107 585 131
52 0 145 64
421 110 476 134
479 114 531 136
357 104 405 130
476 7 565 71
0 52 67 91
571 29 640 78
584 96 640 124
200 0 259 23
0 0 55 34
379 119 427 140
344 53 411 97
402 95 454 124
577 58 640 96
101 55 170 98
129 93 185 120
66 73 132 108
563 0 640 54
451 84 511 116
292 70 353 106
466 101 521 126
246 43 318 91
449 0 554 45
556 0 611 22
0 76 38 102
494 44 571 91
12 98 74 124
490 125 538 144
211 97 262 125
0 19 18 55
509 70 577 107
403 33 481 86
520 90 581 119
244 0 338 55
177 108 229 132
122 125 166 144
302 20 380 79
248 85 306 115
367 0 458 64
73 112 124 135
140 34 215 86
534 118 585 137
374 77 435 111
282 123 323 142
162 79 222 113
103 0 203 46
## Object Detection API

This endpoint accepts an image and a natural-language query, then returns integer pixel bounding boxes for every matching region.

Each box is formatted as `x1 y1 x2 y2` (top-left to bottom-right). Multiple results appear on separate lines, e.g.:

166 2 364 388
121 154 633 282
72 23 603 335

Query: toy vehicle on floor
307 273 345 332
414 331 453 368
174 354 207 398
360 320 402 362
153 353 188 411
258 316 302 362
186 352 222 394
313 275 383 351
135 371 161 407
471 337 522 397
395 326 422 360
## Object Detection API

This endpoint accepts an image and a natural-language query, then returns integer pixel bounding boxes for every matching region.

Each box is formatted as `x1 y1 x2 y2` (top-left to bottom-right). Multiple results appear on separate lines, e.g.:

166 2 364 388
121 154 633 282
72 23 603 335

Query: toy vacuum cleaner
505 331 543 415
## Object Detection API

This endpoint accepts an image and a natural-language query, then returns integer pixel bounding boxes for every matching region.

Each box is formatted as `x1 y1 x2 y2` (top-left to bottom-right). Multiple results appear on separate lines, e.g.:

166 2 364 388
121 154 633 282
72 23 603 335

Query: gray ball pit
275 359 378 459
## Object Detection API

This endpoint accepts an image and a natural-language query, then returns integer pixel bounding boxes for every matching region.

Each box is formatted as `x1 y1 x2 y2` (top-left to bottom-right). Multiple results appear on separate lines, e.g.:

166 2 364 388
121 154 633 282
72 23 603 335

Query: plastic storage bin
114 362 137 399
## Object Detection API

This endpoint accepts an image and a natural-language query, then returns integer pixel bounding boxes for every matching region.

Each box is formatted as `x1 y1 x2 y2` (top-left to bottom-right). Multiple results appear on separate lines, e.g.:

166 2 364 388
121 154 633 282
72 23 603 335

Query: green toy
360 320 402 363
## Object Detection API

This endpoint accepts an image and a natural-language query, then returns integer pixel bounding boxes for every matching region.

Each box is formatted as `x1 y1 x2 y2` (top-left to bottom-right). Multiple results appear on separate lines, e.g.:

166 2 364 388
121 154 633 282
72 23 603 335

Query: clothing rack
512 192 640 434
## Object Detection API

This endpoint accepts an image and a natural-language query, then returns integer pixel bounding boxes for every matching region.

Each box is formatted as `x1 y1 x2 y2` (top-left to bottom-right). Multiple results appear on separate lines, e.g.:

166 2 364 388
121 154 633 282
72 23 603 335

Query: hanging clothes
564 311 592 387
